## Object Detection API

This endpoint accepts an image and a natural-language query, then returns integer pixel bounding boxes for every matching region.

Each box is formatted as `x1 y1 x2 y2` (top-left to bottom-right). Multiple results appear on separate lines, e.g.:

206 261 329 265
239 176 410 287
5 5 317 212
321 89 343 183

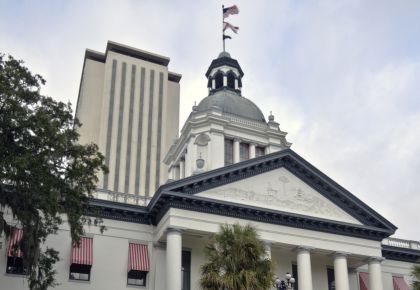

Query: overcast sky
1 0 420 240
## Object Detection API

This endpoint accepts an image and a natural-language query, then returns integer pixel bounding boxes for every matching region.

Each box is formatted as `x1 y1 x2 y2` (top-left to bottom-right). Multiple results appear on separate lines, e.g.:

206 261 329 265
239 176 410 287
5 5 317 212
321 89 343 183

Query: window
6 257 27 275
182 251 191 290
255 146 265 157
327 268 335 290
240 143 249 162
70 236 93 282
225 139 233 165
127 243 150 287
292 264 298 290
227 71 235 89
215 72 223 89
128 270 147 286
6 229 26 275
69 264 91 281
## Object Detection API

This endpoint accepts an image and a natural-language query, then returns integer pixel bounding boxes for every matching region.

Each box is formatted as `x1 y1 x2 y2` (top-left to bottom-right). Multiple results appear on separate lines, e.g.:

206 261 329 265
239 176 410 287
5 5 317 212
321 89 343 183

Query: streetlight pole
275 272 295 290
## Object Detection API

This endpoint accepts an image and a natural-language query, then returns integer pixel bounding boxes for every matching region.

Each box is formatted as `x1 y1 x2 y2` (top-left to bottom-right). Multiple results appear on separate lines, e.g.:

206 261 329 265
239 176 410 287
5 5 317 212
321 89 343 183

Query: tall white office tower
75 41 181 198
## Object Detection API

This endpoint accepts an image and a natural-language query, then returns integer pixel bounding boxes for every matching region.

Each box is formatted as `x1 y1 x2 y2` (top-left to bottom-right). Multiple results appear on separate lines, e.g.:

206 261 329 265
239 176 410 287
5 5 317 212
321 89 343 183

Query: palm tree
200 223 274 290
412 265 420 290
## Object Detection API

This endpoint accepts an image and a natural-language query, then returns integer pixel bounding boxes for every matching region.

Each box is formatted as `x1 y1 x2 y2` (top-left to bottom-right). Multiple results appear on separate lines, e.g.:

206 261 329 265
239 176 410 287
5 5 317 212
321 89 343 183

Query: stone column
233 138 240 163
334 252 350 290
297 246 313 290
174 166 180 180
368 257 384 290
263 242 272 260
166 228 182 290
223 75 227 87
212 79 215 89
179 159 185 179
249 143 256 159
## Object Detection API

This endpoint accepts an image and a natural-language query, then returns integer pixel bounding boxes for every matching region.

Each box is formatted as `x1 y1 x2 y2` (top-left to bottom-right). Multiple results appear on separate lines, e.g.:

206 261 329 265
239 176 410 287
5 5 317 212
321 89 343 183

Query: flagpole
222 5 225 52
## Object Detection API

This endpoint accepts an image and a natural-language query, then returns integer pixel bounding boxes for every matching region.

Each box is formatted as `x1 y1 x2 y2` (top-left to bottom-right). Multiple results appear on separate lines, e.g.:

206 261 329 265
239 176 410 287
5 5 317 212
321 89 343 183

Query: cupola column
233 138 240 163
250 143 256 159
223 75 227 87
179 158 185 179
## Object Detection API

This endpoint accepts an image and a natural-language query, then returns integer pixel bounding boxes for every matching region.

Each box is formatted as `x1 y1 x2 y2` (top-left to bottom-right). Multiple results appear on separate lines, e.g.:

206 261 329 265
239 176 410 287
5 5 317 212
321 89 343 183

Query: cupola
205 52 244 94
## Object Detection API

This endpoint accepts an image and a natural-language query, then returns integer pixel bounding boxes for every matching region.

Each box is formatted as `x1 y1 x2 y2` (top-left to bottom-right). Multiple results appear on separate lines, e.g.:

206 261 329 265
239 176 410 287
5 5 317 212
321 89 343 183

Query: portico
160 215 386 290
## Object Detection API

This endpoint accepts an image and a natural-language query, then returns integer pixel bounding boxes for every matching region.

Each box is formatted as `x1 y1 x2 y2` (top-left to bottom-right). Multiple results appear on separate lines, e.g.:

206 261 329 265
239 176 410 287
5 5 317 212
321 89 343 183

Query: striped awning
71 237 93 266
393 276 409 290
7 229 23 258
359 272 369 290
128 243 150 272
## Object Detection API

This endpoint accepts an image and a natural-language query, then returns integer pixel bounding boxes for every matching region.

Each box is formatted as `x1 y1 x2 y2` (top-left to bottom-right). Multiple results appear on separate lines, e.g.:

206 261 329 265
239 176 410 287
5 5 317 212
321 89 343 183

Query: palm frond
200 223 274 290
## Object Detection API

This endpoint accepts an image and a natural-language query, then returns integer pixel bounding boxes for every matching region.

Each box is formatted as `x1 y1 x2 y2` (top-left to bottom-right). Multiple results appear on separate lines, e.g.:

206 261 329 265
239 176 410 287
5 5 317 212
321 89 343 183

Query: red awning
71 237 93 265
128 243 150 272
7 229 23 258
393 276 409 290
359 272 369 290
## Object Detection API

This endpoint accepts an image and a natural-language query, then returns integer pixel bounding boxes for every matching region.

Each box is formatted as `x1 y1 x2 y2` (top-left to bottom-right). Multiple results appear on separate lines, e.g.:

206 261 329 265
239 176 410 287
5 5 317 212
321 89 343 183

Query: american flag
223 5 239 18
223 21 239 34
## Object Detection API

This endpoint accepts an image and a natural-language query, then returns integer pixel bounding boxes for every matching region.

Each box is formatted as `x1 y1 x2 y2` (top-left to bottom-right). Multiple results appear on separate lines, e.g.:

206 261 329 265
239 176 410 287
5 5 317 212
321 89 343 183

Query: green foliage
413 265 420 290
200 223 274 290
0 53 107 289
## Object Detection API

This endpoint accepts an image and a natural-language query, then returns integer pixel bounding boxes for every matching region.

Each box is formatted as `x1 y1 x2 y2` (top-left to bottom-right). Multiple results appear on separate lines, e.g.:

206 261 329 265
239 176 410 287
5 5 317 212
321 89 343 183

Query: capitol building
1 41 419 290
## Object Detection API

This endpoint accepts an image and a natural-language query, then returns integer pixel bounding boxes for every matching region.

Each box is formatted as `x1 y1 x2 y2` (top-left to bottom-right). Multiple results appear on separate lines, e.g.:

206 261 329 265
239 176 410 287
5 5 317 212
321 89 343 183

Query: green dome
197 90 266 122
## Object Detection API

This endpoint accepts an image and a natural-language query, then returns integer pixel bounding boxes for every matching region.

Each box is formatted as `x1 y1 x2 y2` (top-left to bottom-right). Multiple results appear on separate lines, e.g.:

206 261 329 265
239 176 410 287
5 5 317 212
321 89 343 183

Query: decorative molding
197 168 360 224
366 256 385 263
296 246 314 253
149 192 392 241
382 245 420 263
333 251 351 258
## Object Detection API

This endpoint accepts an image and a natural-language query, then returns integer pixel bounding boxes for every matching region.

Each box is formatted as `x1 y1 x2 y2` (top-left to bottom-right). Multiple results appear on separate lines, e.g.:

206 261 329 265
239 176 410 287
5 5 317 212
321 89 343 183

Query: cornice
382 245 420 263
150 191 392 241
86 199 150 224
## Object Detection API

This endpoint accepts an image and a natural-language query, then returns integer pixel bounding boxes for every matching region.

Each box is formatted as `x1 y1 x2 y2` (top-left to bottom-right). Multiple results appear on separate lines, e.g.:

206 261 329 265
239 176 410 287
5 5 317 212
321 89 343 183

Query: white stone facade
76 41 181 197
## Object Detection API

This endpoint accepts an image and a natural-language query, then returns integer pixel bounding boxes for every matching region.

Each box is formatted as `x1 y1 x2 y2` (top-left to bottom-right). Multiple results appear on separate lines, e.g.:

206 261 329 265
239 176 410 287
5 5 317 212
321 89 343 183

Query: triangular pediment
154 149 397 239
196 167 362 225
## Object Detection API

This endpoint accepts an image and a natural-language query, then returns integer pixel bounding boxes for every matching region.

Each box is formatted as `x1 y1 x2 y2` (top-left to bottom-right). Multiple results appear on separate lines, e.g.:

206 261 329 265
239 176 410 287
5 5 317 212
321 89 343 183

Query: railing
225 113 268 129
382 237 420 250
92 188 151 206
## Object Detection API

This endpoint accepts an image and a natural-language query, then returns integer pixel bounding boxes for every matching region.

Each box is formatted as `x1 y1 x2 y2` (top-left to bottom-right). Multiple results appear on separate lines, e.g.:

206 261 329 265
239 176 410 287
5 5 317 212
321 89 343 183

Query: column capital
250 142 258 147
296 245 314 253
166 227 183 235
261 240 273 247
233 137 241 143
367 256 385 263
333 251 351 258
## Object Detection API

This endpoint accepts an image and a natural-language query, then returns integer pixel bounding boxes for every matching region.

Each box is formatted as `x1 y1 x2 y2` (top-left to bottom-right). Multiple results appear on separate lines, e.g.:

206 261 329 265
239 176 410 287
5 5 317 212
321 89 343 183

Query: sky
1 0 420 240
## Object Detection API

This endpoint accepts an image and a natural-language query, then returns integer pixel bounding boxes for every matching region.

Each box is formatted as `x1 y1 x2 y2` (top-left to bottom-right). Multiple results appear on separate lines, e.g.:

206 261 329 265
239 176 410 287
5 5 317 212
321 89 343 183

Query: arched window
227 71 236 89
215 71 223 89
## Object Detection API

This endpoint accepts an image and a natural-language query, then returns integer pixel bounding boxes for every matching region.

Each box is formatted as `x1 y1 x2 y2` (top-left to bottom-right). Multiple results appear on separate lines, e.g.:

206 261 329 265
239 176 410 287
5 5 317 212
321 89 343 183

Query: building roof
196 90 266 122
